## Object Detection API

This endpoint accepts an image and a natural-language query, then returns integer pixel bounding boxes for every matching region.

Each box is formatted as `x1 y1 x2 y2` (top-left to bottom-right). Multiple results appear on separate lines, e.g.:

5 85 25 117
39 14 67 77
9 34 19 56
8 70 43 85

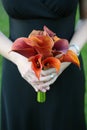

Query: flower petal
28 30 46 38
43 25 56 37
53 39 69 53
24 35 54 58
53 36 60 42
12 37 37 58
12 37 30 50
58 50 80 67
42 57 61 72
25 35 54 49
29 54 42 79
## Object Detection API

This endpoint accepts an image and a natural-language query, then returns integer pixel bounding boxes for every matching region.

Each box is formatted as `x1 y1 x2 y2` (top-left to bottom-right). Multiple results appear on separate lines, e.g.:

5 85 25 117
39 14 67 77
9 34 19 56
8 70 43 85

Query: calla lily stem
37 91 46 103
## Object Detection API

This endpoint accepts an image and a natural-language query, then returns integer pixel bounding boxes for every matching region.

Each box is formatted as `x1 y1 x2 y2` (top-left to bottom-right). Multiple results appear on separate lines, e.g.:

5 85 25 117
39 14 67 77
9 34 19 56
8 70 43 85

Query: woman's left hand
32 62 71 91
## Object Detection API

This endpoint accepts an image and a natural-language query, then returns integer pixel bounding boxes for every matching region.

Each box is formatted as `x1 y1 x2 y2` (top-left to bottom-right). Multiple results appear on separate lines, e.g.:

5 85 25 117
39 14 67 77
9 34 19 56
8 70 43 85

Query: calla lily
43 25 56 37
42 57 61 72
53 39 69 53
29 54 42 80
24 35 54 59
11 37 37 58
52 38 69 57
58 50 80 68
43 26 60 42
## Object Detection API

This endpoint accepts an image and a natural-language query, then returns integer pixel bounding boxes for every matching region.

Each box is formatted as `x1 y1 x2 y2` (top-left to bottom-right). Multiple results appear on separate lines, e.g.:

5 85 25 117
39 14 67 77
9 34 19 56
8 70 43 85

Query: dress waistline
9 17 74 41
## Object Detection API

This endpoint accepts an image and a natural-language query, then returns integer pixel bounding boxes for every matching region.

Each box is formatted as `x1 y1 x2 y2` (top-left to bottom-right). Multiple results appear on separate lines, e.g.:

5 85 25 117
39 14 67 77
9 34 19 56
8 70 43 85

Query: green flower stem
37 91 46 103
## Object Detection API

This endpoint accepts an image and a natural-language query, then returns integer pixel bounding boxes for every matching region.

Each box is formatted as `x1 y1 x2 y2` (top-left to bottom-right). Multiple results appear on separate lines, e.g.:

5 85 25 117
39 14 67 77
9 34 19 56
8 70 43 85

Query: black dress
1 0 86 130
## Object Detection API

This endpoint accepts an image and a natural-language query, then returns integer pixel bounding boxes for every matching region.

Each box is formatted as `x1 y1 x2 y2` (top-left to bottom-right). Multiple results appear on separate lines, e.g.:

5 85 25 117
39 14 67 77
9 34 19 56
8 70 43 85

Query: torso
2 0 78 19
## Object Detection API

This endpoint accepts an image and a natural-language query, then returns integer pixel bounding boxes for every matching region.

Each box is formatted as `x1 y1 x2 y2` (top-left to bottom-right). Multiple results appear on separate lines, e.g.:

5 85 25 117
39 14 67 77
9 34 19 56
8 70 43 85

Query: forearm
69 19 87 53
57 19 87 71
0 31 22 65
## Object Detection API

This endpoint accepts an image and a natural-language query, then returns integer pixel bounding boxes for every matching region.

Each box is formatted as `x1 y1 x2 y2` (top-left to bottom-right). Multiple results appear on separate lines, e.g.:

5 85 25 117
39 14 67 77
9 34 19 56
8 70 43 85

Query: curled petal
58 50 80 67
24 35 54 48
28 30 46 38
34 35 54 58
43 25 56 37
24 35 54 58
43 26 60 42
23 36 42 47
12 37 30 50
42 57 61 72
14 48 37 58
29 54 42 80
53 39 69 54
11 37 37 58
53 36 60 42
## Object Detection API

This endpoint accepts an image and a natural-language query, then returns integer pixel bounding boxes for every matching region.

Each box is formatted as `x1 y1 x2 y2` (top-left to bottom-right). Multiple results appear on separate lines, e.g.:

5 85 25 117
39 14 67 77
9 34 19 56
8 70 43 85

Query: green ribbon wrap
37 91 46 103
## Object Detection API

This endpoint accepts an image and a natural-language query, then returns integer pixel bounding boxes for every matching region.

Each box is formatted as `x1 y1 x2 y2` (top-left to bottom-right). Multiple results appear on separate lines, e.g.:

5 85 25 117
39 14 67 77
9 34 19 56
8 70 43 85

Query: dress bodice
2 0 79 41
2 0 78 19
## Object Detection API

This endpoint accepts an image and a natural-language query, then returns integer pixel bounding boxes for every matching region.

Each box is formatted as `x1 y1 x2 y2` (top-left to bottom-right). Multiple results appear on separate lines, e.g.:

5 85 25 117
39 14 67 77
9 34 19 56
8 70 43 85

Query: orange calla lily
58 50 80 68
29 54 42 80
43 25 56 37
29 56 61 79
11 37 37 58
42 57 61 72
24 35 54 58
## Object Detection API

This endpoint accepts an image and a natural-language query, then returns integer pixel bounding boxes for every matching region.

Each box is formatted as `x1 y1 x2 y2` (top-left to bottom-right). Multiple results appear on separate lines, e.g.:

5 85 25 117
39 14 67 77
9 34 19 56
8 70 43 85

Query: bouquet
11 26 80 103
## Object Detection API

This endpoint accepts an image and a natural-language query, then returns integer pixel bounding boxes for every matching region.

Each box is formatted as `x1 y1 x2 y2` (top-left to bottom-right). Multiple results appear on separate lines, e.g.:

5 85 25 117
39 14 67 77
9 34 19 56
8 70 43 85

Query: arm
0 31 45 91
69 0 87 51
0 31 23 64
36 0 87 88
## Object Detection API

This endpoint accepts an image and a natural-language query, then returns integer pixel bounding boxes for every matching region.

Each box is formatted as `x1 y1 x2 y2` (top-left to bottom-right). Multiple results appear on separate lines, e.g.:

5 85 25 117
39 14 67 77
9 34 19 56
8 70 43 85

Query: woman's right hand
15 54 50 92
15 55 39 92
